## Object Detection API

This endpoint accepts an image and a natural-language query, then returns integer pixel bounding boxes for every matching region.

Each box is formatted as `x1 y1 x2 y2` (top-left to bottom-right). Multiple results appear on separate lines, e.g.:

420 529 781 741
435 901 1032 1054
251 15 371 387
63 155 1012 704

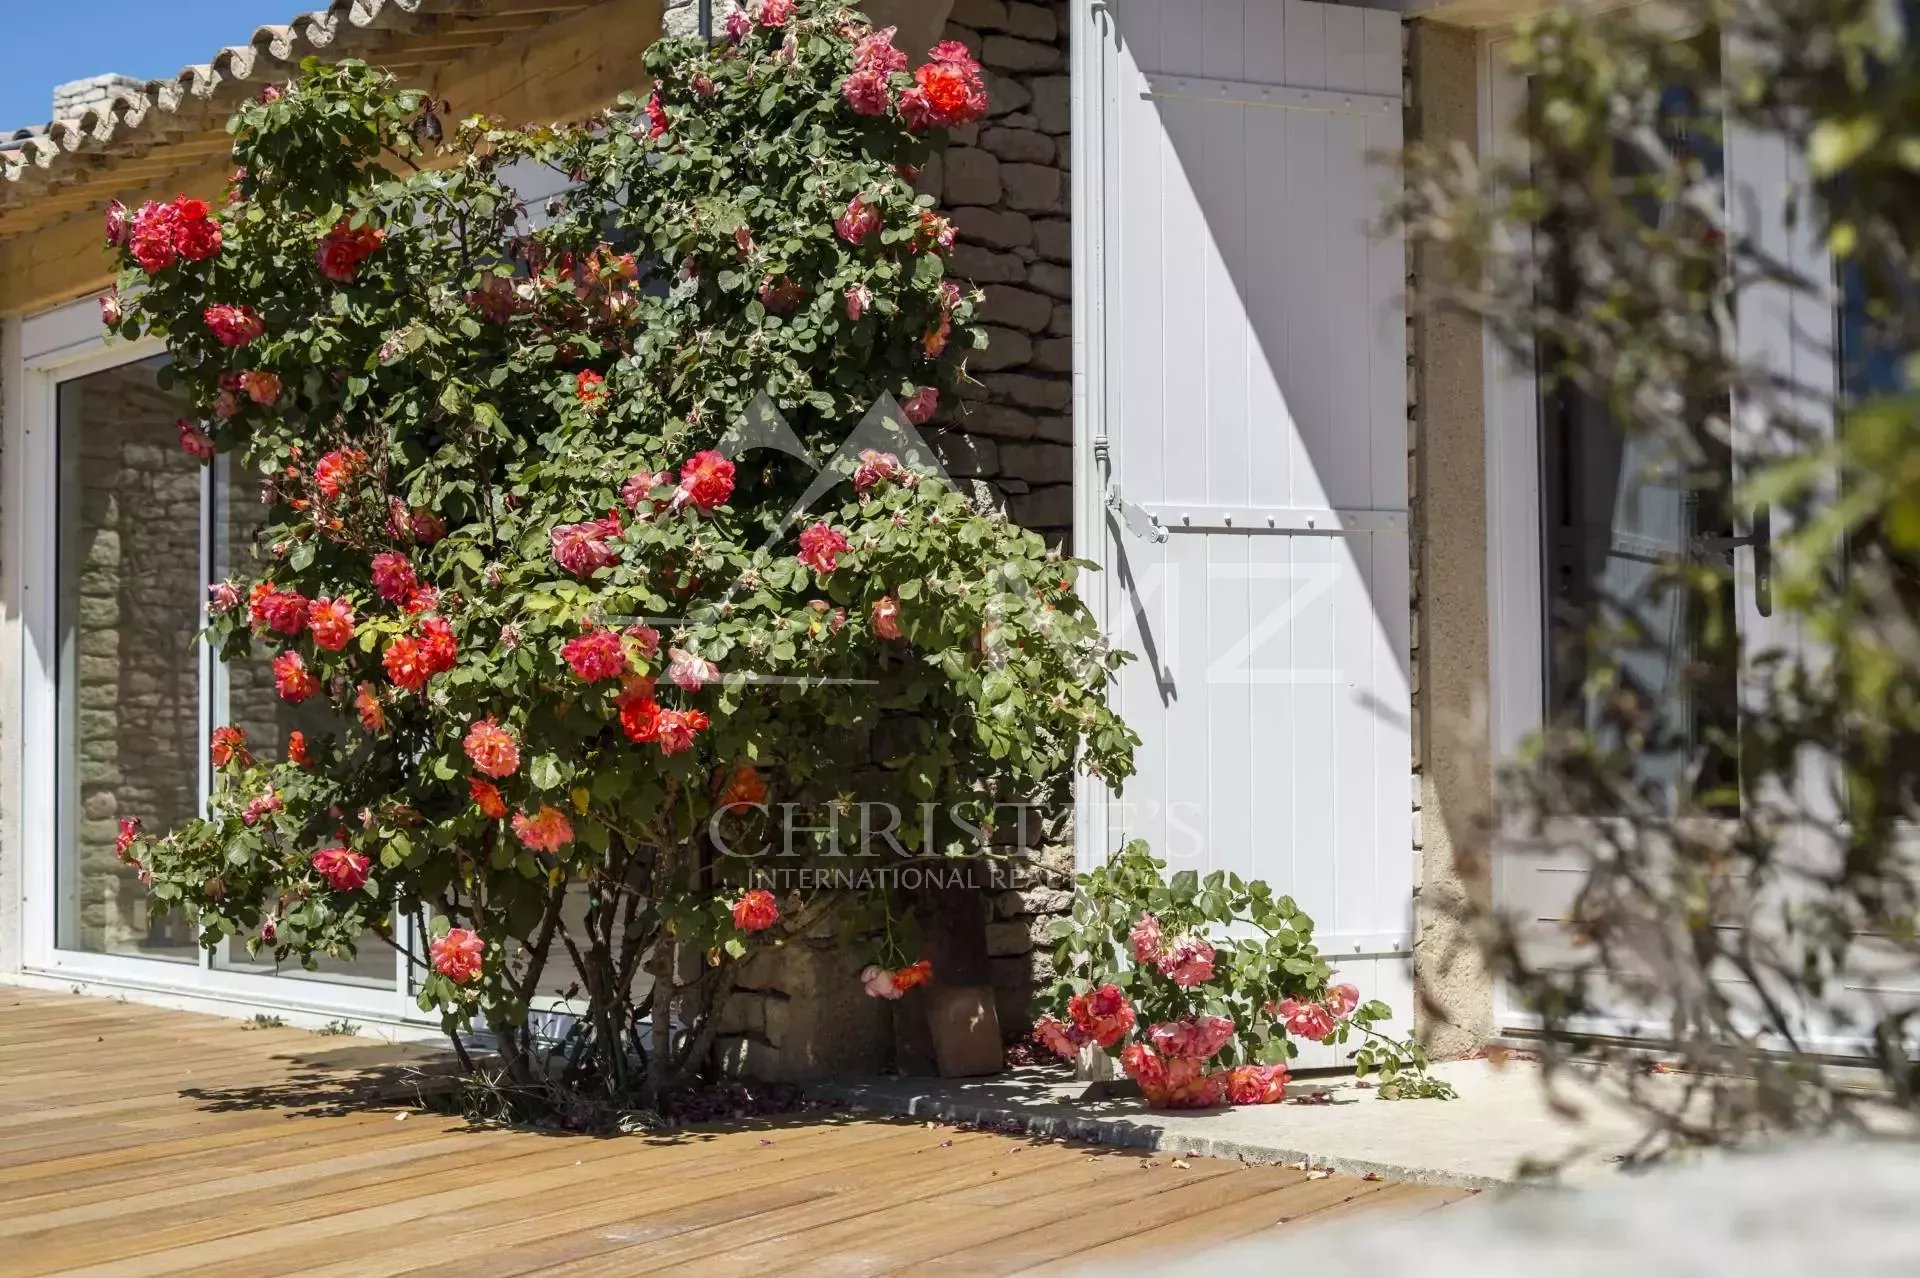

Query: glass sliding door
54 355 202 962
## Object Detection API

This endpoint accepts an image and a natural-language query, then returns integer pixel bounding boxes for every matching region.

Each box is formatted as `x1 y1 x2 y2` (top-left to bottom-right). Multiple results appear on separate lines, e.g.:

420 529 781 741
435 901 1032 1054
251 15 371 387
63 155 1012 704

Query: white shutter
1081 0 1413 1057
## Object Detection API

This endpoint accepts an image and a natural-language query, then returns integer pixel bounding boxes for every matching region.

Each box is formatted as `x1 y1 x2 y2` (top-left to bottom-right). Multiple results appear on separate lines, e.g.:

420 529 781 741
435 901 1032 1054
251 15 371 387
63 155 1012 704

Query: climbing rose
901 386 938 425
1220 1064 1289 1106
915 210 956 254
204 303 265 347
370 552 417 603
354 683 387 734
209 579 242 614
561 629 628 682
463 717 520 778
731 889 779 933
835 195 880 246
796 522 850 574
383 635 431 691
1274 996 1337 1041
251 585 309 637
860 964 898 999
842 67 892 116
1066 983 1135 1048
676 450 735 512
1323 982 1361 1020
645 90 669 138
1156 935 1216 987
1129 912 1165 965
272 650 319 702
512 805 574 852
100 290 123 327
115 816 141 859
723 3 752 43
306 597 355 651
176 420 215 461
716 763 768 809
407 507 446 544
313 448 365 499
210 725 249 768
622 468 667 510
311 846 370 892
758 275 804 314
844 283 871 321
172 197 222 262
576 368 606 403
900 43 988 132
469 778 508 820
128 200 179 272
315 219 384 281
1033 1014 1090 1059
655 708 710 756
893 959 933 992
287 731 311 769
241 371 280 405
1146 1015 1236 1062
854 25 908 73
418 616 458 674
1119 1042 1166 1093
104 199 131 249
619 695 663 744
241 790 283 826
666 649 719 691
871 595 902 640
852 449 906 495
550 511 623 578
431 928 485 985
759 0 793 26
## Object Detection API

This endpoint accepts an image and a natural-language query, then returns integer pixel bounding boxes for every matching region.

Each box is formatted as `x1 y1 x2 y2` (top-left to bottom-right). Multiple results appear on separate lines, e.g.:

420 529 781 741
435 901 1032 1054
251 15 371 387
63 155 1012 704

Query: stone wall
50 74 146 124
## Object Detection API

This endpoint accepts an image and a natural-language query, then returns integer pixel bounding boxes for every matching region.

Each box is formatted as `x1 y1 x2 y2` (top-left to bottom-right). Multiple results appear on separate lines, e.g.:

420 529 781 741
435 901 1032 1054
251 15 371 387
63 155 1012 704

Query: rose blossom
315 219 385 282
576 368 606 403
177 420 216 461
731 889 779 933
383 635 431 691
796 522 850 574
854 25 908 73
99 290 123 327
370 552 417 603
1129 912 1166 965
1156 935 1216 987
723 2 752 42
860 964 898 1000
287 731 312 769
901 386 938 425
835 195 881 246
550 511 623 578
619 695 663 744
1146 1015 1236 1062
655 708 710 756
250 585 309 636
512 805 574 852
128 201 179 272
893 959 933 992
306 597 355 651
417 616 457 675
1066 983 1135 1048
852 449 906 495
312 846 370 892
844 283 872 321
240 371 281 405
210 725 249 768
561 628 628 682
676 450 735 512
899 43 989 132
104 200 131 249
1033 1014 1091 1060
1220 1063 1289 1106
758 276 804 314
1273 996 1336 1041
355 682 387 734
645 90 669 139
463 717 520 778
1323 981 1361 1019
469 779 508 819
313 448 365 499
209 579 242 614
759 0 793 26
871 595 902 640
622 468 667 510
272 650 320 703
431 928 485 985
716 763 768 809
841 67 893 117
170 196 222 262
115 816 142 860
241 789 283 826
204 303 265 347
666 649 719 691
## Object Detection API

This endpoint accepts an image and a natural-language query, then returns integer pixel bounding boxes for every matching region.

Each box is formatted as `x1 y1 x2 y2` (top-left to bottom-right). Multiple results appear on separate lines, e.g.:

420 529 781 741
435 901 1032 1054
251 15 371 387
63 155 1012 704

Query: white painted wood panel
1091 0 1414 1064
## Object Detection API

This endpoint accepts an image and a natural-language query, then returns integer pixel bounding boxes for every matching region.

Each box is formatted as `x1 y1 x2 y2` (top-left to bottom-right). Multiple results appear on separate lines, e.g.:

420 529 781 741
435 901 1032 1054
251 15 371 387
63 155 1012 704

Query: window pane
55 357 199 961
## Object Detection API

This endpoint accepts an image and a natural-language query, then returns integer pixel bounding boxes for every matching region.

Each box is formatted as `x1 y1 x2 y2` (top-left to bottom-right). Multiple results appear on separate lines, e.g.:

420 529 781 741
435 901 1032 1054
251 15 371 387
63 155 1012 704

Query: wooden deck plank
0 988 1451 1276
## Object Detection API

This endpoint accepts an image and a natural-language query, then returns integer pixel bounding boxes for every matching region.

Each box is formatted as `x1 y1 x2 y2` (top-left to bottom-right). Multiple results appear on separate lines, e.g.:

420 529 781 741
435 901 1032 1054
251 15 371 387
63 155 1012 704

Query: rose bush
108 1 1136 1115
1038 843 1452 1106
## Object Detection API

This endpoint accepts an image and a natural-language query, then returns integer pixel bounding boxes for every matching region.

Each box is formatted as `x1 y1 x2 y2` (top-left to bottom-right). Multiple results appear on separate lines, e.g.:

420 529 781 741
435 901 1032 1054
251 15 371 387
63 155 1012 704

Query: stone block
949 0 1009 31
1010 483 1073 529
993 950 1055 987
944 24 984 55
999 441 1073 486
985 919 1035 957
914 149 945 204
953 206 1033 250
950 403 1039 440
981 372 1071 411
980 125 1056 164
942 146 1002 206
982 34 1062 73
1033 217 1072 262
980 283 1054 332
928 428 1000 478
1020 885 1075 915
1031 414 1073 444
949 242 1027 285
1047 302 1073 336
1028 261 1072 300
1033 336 1073 374
1001 163 1066 214
1004 1 1059 42
985 70 1032 117
972 324 1034 371
1030 75 1072 134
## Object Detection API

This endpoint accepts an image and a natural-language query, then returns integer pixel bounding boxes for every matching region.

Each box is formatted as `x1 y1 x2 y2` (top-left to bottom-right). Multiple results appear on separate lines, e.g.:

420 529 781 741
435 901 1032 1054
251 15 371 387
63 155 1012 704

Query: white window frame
4 292 427 1029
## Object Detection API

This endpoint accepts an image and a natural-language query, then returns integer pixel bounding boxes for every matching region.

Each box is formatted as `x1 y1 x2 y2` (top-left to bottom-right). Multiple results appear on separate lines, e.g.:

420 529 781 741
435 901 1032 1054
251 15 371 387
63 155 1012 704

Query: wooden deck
0 987 1466 1275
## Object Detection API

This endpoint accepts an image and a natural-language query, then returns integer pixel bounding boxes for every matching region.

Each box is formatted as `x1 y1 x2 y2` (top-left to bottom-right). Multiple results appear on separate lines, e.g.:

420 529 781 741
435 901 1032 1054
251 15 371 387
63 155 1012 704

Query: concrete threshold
809 1059 1667 1188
